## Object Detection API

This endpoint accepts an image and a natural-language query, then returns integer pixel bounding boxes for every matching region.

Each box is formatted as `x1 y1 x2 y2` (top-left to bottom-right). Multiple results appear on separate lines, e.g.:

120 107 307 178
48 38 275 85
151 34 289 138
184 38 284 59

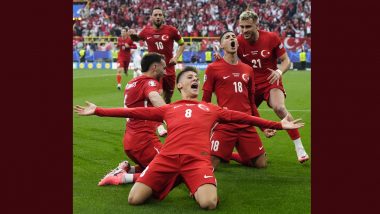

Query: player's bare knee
255 161 267 169
198 197 218 210
128 194 142 205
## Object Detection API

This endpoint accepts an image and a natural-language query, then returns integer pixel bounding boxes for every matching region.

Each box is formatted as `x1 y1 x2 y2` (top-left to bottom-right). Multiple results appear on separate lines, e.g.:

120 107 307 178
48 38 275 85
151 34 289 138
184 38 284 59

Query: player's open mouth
231 41 235 48
191 82 198 89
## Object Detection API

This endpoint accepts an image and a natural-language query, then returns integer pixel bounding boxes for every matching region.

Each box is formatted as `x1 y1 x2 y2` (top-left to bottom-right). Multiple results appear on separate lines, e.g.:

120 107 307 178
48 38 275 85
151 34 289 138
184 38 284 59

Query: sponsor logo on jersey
148 80 157 87
223 75 230 79
198 104 210 112
251 50 259 55
185 104 195 106
243 53 249 57
173 105 183 109
204 175 213 179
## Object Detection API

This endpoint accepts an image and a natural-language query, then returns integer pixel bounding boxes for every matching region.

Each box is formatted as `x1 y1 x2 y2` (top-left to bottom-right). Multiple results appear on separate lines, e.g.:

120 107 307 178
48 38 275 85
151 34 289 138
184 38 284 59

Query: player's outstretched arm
74 101 165 122
280 114 304 130
217 108 304 130
74 101 97 116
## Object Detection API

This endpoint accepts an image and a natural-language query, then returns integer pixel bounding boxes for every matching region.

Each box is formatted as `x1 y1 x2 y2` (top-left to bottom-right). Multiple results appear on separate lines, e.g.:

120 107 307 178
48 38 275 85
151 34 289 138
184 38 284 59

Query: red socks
117 74 121 84
286 129 300 140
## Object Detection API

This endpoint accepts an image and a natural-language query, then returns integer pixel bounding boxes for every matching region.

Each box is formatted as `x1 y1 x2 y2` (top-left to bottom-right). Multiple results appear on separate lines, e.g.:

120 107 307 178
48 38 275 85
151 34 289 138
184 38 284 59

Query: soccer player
100 53 167 185
237 11 309 163
128 7 185 103
215 11 309 163
116 27 137 90
203 31 275 169
74 67 304 209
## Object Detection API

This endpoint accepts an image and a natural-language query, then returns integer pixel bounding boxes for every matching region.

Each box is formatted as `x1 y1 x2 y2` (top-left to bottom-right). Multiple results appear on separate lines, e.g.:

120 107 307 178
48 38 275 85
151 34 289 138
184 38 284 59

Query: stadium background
73 0 311 213
73 0 311 70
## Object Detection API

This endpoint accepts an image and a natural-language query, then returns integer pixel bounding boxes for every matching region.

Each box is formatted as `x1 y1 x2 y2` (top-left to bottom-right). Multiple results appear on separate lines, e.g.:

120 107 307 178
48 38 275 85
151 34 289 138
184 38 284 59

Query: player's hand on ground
263 129 276 138
280 114 304 129
267 68 282 85
74 101 97 116
169 57 177 65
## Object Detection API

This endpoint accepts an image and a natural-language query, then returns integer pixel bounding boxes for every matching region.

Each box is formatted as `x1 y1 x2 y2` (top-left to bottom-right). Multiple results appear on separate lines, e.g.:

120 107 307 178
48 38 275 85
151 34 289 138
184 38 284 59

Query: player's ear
177 82 183 91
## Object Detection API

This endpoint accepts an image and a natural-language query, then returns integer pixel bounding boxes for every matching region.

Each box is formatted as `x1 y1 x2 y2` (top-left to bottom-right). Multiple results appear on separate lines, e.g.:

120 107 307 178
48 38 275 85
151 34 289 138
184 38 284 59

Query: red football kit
139 25 182 99
122 75 162 167
237 30 287 106
94 100 283 200
117 36 136 69
202 59 265 162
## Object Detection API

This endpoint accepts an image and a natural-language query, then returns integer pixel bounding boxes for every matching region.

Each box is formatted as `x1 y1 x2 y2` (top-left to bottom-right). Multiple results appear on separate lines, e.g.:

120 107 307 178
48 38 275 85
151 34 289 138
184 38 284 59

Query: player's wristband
276 69 283 76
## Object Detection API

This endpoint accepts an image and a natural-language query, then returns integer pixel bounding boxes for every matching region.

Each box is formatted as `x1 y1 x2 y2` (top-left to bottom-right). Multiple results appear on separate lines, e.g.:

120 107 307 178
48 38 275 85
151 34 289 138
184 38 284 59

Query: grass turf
73 68 310 213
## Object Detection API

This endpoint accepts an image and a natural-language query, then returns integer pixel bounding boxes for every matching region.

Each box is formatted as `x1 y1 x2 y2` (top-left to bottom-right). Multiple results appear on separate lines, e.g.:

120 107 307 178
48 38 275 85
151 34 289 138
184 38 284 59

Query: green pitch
73 69 311 214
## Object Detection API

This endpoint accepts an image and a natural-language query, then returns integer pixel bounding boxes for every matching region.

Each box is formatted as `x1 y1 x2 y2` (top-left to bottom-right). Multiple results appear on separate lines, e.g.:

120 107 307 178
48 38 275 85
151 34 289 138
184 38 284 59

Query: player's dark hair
141 53 165 73
176 66 198 92
220 30 235 42
152 6 164 15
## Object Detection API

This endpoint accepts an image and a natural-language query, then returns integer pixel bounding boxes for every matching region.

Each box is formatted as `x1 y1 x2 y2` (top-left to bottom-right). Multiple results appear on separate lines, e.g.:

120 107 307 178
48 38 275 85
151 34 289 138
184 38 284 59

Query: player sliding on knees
102 53 168 185
75 67 304 210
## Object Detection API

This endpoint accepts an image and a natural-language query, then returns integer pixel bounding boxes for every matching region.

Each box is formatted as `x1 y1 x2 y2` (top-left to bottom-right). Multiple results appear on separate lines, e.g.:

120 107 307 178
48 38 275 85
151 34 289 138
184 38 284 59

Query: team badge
260 50 271 58
148 80 157 86
242 74 249 82
161 34 169 41
198 104 210 112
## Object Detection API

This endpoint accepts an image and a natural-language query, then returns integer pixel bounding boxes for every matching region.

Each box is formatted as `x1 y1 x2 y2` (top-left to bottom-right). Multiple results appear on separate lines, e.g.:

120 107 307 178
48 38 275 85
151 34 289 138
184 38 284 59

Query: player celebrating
203 31 274 169
129 7 185 103
75 67 304 210
101 53 167 185
116 27 137 90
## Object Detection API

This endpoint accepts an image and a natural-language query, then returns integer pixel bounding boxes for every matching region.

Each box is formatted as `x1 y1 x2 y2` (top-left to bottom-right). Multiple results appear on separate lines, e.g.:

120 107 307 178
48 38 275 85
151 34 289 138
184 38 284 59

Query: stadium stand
73 0 311 67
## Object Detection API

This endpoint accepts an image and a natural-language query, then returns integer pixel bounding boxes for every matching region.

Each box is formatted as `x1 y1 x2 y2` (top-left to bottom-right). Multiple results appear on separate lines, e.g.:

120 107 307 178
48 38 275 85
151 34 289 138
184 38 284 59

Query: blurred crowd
73 0 311 38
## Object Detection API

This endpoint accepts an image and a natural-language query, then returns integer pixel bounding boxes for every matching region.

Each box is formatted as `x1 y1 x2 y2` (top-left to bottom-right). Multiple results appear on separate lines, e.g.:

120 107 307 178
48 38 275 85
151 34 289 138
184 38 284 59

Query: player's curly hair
239 10 259 23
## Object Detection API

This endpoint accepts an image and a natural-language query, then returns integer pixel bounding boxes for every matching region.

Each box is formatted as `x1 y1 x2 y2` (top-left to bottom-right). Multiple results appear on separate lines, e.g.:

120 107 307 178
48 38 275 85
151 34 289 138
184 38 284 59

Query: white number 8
185 109 192 118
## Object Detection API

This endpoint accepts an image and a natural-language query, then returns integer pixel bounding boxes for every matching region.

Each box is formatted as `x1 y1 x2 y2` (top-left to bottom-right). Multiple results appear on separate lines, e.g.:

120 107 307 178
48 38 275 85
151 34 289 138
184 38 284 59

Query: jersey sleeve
143 80 160 97
95 106 165 122
273 33 286 58
215 107 283 130
128 39 137 49
171 26 182 42
138 29 146 41
202 65 215 93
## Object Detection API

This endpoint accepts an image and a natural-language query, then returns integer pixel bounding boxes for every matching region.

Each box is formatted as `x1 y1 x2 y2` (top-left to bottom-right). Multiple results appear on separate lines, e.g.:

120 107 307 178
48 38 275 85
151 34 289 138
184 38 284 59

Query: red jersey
202 59 256 129
139 25 182 75
123 75 160 131
95 100 283 158
237 30 286 84
117 36 136 59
